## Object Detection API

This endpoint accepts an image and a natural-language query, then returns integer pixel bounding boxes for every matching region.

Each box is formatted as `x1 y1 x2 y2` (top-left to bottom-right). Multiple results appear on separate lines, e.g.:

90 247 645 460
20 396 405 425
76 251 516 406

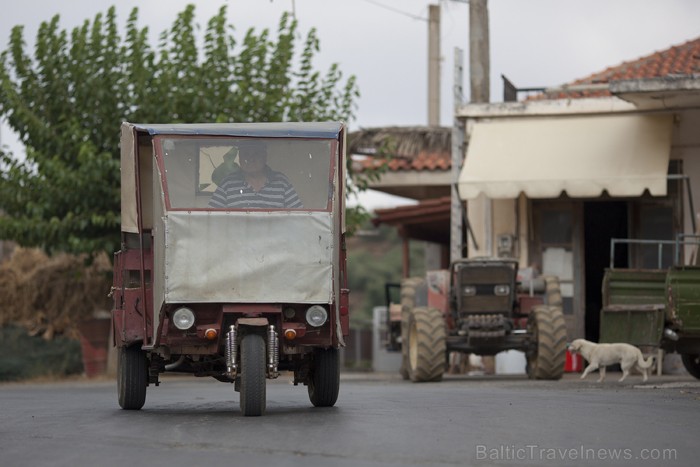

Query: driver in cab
208 145 303 209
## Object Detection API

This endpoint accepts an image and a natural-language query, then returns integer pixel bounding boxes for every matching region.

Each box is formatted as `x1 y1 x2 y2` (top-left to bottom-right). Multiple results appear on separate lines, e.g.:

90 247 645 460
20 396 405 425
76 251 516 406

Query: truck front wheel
240 333 266 416
308 347 340 407
117 345 147 410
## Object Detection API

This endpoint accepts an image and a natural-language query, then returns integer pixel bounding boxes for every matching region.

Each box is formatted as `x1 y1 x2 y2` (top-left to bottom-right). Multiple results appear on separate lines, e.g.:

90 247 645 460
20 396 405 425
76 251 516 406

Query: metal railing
610 234 700 269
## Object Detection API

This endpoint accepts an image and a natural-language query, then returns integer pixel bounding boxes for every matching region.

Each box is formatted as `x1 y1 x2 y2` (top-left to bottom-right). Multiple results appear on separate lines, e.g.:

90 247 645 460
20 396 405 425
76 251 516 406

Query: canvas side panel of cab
152 158 167 343
120 123 154 232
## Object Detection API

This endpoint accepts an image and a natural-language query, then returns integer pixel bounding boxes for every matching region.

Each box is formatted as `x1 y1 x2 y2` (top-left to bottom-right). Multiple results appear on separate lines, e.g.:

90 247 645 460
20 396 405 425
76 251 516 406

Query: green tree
0 4 372 256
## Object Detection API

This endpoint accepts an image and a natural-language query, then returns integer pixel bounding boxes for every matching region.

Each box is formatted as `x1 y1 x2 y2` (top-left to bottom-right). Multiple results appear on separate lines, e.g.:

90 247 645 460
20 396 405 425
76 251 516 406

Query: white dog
568 338 655 382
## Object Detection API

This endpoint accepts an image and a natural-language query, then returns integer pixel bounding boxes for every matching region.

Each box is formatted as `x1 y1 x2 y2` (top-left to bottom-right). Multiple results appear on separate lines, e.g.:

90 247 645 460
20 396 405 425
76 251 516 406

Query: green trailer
599 236 700 379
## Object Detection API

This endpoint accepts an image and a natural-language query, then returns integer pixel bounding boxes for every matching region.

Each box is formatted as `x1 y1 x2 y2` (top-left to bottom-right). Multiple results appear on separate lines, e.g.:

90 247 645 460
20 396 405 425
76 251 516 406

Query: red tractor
112 122 350 415
396 259 567 381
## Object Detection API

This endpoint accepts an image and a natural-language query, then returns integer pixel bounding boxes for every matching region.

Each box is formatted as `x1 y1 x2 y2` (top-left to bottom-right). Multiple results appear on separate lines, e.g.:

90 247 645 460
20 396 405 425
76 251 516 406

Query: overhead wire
359 0 428 22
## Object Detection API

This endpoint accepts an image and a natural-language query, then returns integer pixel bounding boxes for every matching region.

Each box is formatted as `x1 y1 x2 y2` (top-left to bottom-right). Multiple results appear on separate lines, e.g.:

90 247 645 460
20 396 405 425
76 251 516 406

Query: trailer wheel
117 345 147 410
407 307 446 382
308 347 340 407
681 354 700 379
240 333 266 416
400 277 425 380
526 305 567 380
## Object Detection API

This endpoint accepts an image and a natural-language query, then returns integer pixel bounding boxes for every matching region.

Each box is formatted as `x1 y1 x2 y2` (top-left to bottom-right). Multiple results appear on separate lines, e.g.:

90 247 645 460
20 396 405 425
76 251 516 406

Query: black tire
407 307 446 382
240 334 266 416
543 275 563 308
117 345 147 410
526 305 567 380
681 354 700 379
308 347 340 407
400 277 425 380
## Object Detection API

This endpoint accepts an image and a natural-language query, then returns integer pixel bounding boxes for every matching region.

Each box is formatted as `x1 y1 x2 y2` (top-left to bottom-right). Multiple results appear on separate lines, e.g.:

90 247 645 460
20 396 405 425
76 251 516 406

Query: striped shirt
208 167 303 209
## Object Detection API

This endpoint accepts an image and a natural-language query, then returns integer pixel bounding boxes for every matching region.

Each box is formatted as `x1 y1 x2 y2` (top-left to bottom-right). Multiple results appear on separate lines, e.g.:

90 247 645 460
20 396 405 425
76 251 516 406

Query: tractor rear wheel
117 345 148 410
308 347 340 407
526 305 567 380
543 275 563 308
240 333 266 416
407 307 446 382
681 354 700 379
400 277 425 380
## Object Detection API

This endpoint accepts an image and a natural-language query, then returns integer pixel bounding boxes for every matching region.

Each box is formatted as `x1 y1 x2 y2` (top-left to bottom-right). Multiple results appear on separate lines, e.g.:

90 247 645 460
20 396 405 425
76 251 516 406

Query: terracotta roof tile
349 127 452 173
533 36 700 100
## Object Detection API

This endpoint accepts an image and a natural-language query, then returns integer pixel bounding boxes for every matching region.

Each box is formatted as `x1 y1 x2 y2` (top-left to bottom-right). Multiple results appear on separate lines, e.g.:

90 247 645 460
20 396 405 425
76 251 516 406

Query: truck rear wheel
308 347 340 407
681 354 700 379
117 345 147 410
240 333 266 416
526 305 567 380
400 277 425 380
407 307 446 382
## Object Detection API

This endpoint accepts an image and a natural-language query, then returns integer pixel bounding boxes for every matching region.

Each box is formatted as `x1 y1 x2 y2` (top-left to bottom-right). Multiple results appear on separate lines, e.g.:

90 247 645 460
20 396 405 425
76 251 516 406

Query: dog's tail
638 353 655 369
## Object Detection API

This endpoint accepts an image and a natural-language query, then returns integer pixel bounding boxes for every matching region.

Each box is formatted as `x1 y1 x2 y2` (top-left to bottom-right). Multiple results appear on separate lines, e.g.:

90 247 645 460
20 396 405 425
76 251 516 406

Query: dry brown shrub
0 248 112 339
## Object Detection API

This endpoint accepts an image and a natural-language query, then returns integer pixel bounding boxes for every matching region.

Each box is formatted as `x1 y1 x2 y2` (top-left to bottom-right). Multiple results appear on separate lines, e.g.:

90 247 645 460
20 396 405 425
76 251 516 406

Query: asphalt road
1 371 699 467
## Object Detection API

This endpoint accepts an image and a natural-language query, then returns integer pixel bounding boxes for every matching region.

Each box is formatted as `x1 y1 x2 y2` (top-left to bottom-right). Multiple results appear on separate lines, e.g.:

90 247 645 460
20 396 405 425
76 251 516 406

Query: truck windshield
156 136 334 211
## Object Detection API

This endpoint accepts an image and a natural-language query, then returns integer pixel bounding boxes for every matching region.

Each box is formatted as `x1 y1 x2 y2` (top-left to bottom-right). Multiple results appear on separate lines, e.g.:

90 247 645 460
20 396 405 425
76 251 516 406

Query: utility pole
469 0 492 257
452 0 491 262
426 4 444 271
450 49 465 263
427 4 441 126
469 0 490 104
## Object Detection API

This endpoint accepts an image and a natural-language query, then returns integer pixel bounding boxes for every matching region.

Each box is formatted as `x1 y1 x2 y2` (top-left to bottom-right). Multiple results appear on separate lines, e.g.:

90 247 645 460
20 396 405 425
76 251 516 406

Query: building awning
458 114 673 199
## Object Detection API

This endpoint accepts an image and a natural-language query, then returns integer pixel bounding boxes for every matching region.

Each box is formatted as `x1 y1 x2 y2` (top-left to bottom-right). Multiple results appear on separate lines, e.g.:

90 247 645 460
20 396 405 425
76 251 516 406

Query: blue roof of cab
127 121 344 139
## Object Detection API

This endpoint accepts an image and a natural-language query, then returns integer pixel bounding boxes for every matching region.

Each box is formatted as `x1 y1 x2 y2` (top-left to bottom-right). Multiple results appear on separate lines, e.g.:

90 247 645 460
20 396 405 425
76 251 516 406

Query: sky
1 0 699 209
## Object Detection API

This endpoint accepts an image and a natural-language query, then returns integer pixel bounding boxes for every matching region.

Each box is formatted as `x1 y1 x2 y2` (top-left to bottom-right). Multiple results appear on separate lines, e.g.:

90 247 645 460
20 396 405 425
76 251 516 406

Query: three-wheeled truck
112 122 350 416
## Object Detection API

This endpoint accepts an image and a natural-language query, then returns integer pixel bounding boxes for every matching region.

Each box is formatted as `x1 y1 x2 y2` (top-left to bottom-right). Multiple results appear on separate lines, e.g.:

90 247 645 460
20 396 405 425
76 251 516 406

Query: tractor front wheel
400 277 425 380
407 307 446 382
526 305 567 380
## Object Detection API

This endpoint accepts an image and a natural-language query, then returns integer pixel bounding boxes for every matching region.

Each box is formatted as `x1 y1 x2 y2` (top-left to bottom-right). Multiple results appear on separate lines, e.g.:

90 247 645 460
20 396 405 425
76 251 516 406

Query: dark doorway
583 202 628 342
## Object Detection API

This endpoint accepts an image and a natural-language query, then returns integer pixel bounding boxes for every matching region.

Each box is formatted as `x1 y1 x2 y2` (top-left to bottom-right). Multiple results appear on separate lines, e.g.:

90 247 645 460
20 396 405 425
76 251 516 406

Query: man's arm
209 185 228 208
283 181 303 209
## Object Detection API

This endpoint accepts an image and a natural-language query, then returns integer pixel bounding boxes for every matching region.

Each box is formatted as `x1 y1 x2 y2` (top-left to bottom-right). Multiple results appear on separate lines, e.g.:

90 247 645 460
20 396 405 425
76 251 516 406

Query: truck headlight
306 305 328 327
463 285 476 296
173 307 195 330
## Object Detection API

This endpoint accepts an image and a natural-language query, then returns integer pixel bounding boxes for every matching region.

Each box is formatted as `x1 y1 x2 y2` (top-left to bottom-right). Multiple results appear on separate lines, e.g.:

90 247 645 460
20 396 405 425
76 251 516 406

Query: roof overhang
373 197 451 244
610 76 700 109
367 170 452 200
458 114 673 200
